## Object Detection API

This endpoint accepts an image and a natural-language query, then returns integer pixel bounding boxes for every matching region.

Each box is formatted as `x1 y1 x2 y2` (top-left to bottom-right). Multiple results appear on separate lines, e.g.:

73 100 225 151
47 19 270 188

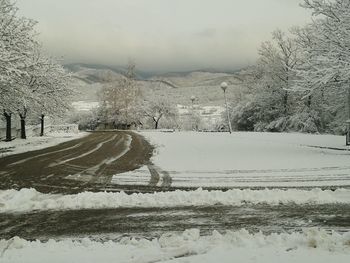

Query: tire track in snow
48 134 119 167
7 142 84 167
66 134 132 185
160 170 172 188
0 131 154 194
147 165 160 187
167 166 350 174
112 165 350 189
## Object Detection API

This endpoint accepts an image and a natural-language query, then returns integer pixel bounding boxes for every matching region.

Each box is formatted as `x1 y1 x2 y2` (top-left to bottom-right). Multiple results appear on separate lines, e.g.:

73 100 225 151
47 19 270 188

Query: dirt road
0 131 153 194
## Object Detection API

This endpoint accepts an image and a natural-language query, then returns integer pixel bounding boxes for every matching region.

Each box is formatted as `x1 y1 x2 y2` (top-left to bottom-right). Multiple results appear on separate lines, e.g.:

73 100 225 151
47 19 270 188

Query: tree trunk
20 116 26 139
348 88 350 120
154 115 162 130
19 108 27 139
3 111 12 142
40 114 45 136
307 94 312 108
283 91 288 115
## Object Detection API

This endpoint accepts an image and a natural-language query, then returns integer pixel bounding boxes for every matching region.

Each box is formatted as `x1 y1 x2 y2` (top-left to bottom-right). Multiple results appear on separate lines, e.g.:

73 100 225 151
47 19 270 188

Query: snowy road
0 131 153 194
1 203 350 240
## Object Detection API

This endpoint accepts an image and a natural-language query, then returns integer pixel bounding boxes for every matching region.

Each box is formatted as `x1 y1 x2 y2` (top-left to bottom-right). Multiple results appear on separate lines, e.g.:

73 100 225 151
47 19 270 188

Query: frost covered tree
98 62 143 129
230 30 301 132
143 97 177 129
298 0 350 88
0 0 73 140
293 0 350 133
258 29 300 116
24 51 72 137
0 0 37 141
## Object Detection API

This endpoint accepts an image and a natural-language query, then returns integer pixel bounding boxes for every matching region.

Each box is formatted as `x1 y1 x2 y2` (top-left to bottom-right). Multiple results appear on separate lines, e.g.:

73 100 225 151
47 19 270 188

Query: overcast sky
17 0 310 72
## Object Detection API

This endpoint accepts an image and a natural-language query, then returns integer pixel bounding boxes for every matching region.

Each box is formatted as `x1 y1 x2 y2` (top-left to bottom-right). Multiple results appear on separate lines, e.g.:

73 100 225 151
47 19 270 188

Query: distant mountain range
66 63 245 105
65 63 243 87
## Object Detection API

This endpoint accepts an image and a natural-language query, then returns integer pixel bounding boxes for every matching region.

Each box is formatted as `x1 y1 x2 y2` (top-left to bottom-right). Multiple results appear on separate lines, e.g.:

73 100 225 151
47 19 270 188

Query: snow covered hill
66 64 243 108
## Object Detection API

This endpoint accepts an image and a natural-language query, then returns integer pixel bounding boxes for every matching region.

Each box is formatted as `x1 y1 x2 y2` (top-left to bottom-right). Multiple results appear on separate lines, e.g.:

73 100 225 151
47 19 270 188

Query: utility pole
221 82 232 134
190 96 196 131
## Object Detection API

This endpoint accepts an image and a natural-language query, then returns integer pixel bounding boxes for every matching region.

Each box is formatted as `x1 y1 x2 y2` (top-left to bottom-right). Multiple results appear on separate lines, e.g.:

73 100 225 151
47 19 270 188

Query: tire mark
67 134 132 185
167 166 350 174
147 165 160 187
49 134 118 167
161 170 172 188
7 142 84 167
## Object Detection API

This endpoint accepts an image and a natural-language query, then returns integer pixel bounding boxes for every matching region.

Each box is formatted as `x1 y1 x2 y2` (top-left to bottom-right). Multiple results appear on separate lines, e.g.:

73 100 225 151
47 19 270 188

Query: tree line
229 0 350 134
0 0 72 141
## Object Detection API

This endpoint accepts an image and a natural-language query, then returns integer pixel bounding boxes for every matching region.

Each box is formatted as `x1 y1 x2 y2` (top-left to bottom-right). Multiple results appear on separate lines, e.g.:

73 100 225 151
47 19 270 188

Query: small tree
98 61 142 129
144 97 178 129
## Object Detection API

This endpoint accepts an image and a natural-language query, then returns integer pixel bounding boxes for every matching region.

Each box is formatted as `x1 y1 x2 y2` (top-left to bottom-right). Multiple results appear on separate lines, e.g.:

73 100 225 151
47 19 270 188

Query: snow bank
1 228 349 263
0 132 87 157
1 188 349 213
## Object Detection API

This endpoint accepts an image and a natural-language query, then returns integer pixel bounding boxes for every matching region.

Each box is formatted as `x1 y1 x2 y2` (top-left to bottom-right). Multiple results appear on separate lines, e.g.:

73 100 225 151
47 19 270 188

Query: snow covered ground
1 187 349 213
1 131 350 262
112 131 350 188
1 228 349 263
0 132 87 157
72 101 99 112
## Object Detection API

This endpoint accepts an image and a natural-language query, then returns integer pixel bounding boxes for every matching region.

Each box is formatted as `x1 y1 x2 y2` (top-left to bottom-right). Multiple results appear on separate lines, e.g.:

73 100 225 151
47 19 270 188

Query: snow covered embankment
1 228 350 263
1 188 349 213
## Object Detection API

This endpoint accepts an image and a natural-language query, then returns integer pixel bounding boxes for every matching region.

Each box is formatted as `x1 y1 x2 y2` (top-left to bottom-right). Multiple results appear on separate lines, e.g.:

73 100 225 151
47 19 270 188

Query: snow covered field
1 229 349 263
0 132 87 157
112 131 350 188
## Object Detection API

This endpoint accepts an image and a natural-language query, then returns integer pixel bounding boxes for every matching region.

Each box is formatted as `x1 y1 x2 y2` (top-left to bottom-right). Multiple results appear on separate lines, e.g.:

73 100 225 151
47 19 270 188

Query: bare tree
144 97 177 129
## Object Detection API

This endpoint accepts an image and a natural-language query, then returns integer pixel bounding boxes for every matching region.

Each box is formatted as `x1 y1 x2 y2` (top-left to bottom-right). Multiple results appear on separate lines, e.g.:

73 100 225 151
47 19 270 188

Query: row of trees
0 0 72 141
229 0 350 134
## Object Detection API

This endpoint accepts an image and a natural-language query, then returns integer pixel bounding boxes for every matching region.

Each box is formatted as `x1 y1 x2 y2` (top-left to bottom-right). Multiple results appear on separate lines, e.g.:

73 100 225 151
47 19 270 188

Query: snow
0 132 87 157
177 105 224 129
112 131 350 188
1 188 349 213
1 228 349 263
72 101 99 112
177 105 225 116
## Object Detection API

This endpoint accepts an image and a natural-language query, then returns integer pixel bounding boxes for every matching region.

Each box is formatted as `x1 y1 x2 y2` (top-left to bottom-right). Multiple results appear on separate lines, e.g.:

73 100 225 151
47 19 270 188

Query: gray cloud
16 0 311 72
195 28 217 38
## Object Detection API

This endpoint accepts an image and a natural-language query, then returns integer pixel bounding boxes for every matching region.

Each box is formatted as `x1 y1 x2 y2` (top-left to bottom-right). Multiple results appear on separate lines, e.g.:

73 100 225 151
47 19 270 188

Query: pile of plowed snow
1 188 349 213
1 228 349 263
